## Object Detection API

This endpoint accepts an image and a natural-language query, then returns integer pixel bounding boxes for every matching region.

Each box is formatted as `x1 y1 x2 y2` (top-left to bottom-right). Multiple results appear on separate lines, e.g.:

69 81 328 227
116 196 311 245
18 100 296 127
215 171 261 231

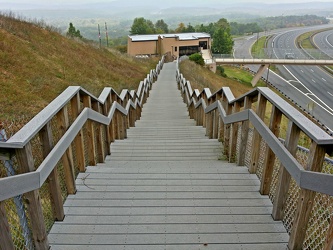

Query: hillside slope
0 13 157 121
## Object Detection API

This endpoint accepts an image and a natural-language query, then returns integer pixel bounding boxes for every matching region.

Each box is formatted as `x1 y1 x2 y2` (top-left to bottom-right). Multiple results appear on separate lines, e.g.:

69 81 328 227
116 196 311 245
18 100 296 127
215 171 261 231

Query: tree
211 19 234 54
130 17 155 35
185 23 195 33
175 23 186 33
66 22 82 39
155 19 169 33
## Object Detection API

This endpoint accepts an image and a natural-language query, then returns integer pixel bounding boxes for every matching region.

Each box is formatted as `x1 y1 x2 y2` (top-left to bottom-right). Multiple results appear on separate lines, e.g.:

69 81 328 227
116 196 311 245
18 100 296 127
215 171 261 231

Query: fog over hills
2 0 332 41
3 0 333 18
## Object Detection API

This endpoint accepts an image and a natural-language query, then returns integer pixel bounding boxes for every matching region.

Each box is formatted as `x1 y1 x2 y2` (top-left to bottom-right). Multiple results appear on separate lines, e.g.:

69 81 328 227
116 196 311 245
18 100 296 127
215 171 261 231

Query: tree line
130 17 234 54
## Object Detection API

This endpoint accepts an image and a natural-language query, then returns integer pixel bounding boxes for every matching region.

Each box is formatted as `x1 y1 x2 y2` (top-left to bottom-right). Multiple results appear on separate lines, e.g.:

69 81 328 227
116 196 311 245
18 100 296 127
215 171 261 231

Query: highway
233 25 333 134
269 27 333 112
313 29 333 58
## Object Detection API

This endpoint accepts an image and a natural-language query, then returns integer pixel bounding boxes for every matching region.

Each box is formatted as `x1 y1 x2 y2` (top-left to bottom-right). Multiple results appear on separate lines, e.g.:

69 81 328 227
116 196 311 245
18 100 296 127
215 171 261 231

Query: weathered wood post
237 97 252 166
16 143 49 250
103 97 112 156
222 100 231 158
71 93 86 172
288 142 326 249
0 201 15 250
206 108 213 139
92 101 105 163
272 121 300 220
83 95 97 166
57 107 76 194
249 93 267 173
39 122 64 220
229 102 240 162
260 105 282 195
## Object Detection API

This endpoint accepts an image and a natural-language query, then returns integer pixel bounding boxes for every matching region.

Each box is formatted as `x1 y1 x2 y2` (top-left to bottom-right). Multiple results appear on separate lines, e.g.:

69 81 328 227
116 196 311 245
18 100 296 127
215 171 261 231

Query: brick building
127 33 211 58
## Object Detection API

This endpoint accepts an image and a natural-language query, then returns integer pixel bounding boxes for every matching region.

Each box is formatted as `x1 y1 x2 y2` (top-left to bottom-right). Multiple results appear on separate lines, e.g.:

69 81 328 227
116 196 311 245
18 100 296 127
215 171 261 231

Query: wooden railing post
113 110 120 140
325 217 333 250
229 102 240 163
57 107 76 194
39 122 64 221
237 97 252 166
123 113 128 139
206 111 213 139
213 109 219 139
71 93 86 172
92 101 105 163
260 105 282 195
16 143 49 250
83 95 97 166
136 105 142 121
218 112 224 142
103 98 112 155
0 201 15 250
272 121 300 220
202 105 206 128
249 93 267 173
223 102 233 158
288 142 326 249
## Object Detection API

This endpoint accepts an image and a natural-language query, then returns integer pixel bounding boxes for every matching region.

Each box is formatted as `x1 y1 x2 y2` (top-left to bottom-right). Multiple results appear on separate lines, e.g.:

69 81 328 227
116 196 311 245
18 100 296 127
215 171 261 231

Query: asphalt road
269 27 333 112
313 29 333 58
233 25 333 134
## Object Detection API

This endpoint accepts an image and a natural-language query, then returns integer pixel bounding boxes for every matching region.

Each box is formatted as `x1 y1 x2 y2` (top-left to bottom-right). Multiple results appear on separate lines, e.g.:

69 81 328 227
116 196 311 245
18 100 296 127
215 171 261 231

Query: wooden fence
0 57 164 250
176 62 333 250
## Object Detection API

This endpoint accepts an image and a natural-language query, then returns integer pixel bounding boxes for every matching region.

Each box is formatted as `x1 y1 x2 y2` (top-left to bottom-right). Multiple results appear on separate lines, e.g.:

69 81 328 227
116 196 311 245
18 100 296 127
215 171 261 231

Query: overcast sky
2 0 333 4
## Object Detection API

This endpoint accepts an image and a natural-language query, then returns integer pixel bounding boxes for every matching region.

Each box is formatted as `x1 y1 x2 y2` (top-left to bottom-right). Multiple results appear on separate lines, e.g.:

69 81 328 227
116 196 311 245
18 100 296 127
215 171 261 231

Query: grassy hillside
179 60 255 97
0 13 158 121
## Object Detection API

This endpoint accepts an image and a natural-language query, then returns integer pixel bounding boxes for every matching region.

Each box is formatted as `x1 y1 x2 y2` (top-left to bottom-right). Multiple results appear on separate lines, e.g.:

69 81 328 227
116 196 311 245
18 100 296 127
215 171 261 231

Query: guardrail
176 60 333 250
0 56 164 250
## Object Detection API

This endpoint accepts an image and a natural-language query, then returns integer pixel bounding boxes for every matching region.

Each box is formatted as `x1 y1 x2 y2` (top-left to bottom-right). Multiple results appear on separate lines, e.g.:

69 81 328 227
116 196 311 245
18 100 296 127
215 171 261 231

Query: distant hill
6 1 333 41
0 13 157 120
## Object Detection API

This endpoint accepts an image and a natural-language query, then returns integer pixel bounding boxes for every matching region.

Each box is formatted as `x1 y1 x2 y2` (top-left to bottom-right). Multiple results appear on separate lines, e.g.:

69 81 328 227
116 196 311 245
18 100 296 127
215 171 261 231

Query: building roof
129 32 211 42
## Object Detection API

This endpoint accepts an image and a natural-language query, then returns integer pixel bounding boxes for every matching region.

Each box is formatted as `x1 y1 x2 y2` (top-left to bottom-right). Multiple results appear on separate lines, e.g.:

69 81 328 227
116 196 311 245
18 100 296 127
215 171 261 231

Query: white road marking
312 79 316 83
310 69 314 72
322 78 327 82
328 92 333 97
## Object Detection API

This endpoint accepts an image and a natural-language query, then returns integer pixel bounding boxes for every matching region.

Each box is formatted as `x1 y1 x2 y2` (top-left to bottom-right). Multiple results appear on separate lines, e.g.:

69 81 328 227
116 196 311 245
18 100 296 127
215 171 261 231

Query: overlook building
127 32 211 58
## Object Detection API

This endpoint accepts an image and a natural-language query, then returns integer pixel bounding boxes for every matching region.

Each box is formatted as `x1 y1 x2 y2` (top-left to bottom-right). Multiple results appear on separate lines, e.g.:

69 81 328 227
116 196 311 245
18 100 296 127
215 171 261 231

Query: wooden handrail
176 61 333 250
0 57 164 202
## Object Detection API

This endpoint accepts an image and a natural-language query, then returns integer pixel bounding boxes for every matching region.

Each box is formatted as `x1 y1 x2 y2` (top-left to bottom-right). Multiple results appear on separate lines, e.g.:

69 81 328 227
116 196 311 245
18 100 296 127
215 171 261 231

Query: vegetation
130 17 156 35
0 13 158 121
66 22 83 39
179 60 254 96
189 53 204 66
216 66 227 77
255 14 329 31
230 22 262 36
251 36 268 58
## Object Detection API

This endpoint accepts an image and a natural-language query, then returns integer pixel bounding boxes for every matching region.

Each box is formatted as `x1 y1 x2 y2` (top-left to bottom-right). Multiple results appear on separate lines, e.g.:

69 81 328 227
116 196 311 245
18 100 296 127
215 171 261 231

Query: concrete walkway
48 62 288 249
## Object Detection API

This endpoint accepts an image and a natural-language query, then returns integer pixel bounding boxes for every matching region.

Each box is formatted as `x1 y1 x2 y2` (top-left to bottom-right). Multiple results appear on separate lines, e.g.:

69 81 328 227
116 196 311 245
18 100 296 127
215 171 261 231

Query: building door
199 41 207 49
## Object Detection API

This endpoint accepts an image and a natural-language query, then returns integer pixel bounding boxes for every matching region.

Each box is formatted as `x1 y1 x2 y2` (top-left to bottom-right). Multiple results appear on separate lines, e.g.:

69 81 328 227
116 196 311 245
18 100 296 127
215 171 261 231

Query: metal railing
0 56 164 250
176 59 333 250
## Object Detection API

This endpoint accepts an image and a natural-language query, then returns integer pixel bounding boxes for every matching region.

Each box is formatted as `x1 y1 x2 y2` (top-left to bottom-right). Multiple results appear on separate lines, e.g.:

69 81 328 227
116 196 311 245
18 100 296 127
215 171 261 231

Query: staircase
48 62 288 249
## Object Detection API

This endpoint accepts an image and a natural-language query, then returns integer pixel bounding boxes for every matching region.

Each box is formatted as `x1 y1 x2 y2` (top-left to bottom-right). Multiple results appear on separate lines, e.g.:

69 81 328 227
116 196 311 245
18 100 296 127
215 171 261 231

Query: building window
175 47 178 52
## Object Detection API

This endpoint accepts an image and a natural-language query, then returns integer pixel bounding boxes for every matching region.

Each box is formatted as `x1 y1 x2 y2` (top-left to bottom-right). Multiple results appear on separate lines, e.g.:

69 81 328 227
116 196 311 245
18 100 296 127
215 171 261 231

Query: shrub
216 66 227 77
189 53 204 66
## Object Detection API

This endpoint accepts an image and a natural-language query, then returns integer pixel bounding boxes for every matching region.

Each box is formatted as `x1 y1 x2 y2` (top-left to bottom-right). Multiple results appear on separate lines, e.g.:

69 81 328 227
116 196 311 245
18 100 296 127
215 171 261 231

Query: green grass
223 66 267 87
180 60 254 97
297 30 333 71
251 36 267 58
0 13 158 121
